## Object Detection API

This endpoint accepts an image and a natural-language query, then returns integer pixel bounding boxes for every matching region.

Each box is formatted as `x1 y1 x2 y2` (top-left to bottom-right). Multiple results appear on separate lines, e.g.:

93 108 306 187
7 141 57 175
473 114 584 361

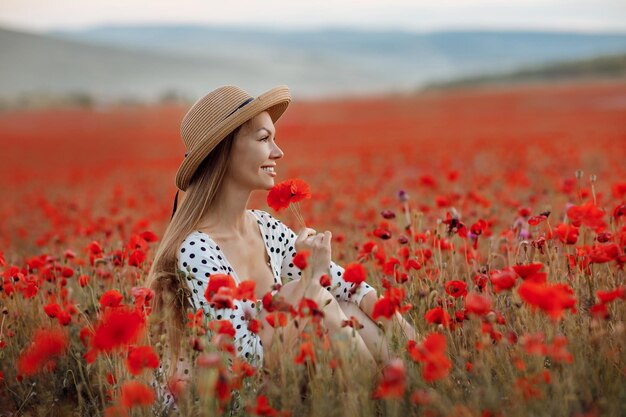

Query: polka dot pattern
174 209 376 369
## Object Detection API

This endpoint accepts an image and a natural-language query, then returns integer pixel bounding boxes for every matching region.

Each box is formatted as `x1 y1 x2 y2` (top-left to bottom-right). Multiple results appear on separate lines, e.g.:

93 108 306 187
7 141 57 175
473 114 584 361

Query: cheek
227 150 263 179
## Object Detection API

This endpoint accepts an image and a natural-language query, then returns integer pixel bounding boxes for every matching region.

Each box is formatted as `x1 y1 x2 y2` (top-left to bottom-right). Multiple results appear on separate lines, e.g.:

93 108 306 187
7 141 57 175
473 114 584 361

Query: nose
271 142 284 159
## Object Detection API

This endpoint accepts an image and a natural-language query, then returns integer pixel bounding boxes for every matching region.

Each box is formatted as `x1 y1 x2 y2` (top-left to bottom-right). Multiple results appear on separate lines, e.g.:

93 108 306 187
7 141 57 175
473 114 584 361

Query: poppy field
0 80 625 416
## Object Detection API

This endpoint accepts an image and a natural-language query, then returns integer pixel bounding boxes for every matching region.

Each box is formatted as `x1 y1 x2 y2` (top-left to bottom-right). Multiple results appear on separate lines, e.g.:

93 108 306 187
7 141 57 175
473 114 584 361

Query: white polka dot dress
176 209 376 367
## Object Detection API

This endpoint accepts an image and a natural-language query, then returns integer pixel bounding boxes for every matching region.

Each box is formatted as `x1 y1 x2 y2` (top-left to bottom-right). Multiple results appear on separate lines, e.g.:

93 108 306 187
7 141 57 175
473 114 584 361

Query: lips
261 166 277 176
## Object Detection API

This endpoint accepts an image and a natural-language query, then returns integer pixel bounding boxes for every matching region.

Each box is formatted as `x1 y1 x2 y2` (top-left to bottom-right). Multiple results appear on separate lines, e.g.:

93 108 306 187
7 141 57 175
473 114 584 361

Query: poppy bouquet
267 178 311 228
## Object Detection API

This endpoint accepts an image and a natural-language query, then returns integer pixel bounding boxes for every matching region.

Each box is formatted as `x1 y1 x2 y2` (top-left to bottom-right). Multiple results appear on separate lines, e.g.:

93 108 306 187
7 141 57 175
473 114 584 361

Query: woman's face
226 110 284 191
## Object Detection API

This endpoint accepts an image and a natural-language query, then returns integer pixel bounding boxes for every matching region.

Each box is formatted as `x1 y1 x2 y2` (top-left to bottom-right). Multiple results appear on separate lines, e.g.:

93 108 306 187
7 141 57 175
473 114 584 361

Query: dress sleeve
266 211 376 306
177 234 263 365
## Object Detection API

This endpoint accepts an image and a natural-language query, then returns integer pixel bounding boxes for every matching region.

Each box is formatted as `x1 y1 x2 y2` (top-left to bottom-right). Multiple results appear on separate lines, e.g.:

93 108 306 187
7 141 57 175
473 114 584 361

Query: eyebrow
256 127 275 135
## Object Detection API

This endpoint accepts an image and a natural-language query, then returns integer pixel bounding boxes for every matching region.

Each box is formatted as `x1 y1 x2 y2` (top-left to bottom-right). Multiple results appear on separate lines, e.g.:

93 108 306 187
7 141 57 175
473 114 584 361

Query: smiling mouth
260 166 277 177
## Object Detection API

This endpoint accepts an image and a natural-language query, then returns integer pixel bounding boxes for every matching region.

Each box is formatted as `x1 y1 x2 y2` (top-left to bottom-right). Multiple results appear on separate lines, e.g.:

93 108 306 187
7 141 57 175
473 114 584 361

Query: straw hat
175 85 291 191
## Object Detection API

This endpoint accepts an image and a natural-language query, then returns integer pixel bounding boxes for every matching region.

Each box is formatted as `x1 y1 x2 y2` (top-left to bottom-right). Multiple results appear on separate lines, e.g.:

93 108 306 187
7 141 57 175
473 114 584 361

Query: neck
197 178 253 240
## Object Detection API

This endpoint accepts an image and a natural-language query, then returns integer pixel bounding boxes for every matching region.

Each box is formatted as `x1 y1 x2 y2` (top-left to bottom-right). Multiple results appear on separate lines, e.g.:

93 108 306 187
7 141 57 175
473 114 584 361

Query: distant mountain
424 53 626 89
2 24 626 103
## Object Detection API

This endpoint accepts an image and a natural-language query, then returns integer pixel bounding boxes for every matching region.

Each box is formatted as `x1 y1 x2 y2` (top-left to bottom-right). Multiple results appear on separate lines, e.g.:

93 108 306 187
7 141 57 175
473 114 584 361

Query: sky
1 0 626 33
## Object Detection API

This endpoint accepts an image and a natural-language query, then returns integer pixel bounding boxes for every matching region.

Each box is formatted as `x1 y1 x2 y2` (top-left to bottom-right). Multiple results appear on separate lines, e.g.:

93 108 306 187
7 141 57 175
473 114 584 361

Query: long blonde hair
146 125 241 375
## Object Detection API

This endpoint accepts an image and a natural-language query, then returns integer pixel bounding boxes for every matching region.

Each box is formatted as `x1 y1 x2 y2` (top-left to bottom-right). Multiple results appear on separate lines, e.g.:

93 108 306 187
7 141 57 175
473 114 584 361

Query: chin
255 177 275 191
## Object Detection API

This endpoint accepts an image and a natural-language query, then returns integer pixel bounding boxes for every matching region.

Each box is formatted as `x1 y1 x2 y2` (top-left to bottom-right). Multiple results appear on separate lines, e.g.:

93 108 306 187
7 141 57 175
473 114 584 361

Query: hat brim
175 85 291 191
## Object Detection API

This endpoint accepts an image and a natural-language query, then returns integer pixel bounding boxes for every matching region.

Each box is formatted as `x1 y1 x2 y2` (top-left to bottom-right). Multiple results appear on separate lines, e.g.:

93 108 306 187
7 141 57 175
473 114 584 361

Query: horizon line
2 20 626 36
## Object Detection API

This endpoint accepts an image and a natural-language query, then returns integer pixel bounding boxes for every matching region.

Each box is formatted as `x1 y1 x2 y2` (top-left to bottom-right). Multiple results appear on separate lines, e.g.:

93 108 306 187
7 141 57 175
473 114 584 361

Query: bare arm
359 290 418 340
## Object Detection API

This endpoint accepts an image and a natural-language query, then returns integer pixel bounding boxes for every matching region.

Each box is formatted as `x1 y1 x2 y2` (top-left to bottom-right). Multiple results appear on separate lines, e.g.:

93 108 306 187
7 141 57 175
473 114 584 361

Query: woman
146 85 416 401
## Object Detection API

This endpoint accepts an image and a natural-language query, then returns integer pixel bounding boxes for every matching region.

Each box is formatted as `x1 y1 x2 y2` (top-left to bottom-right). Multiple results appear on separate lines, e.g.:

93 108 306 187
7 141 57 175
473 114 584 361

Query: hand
295 228 332 278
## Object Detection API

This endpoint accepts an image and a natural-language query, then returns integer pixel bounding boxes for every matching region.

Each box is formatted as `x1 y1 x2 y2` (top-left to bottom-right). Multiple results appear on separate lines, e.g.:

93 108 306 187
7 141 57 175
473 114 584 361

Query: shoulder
178 230 227 278
179 230 212 253
250 209 284 228
250 209 296 241
178 231 224 269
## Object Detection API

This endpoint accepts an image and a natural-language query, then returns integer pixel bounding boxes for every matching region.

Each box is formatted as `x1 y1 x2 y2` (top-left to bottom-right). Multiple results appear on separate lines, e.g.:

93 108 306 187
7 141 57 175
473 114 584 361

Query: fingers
297 227 317 240
296 228 317 246
296 228 333 256
313 233 324 245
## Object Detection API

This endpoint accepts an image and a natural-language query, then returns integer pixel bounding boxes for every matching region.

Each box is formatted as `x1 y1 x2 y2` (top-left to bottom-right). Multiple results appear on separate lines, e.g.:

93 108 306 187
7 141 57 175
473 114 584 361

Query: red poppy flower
297 298 324 319
517 281 576 321
247 319 262 334
267 178 311 211
545 335 573 364
383 257 400 276
187 309 206 335
120 380 155 408
43 302 62 318
17 328 68 377
424 307 451 327
554 223 579 245
470 219 487 236
78 274 90 287
490 270 518 292
373 227 392 240
126 345 159 376
528 214 548 226
589 243 620 264
128 249 146 267
464 293 492 316
262 291 276 312
590 303 610 320
444 280 467 298
294 341 315 364
406 333 451 382
211 287 235 309
595 231 613 243
56 310 71 326
100 289 124 308
248 396 279 416
473 274 489 291
372 359 406 399
61 266 74 278
208 320 236 338
373 297 396 321
79 326 93 348
373 286 411 320
293 250 309 270
597 286 625 304
521 332 547 355
140 230 159 242
92 307 145 352
87 241 103 256
248 394 291 417
235 280 256 300
341 316 364 330
614 203 626 221
131 286 154 315
343 263 367 286
319 274 331 287
512 263 544 279
266 312 288 328
205 274 236 302
567 201 607 232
